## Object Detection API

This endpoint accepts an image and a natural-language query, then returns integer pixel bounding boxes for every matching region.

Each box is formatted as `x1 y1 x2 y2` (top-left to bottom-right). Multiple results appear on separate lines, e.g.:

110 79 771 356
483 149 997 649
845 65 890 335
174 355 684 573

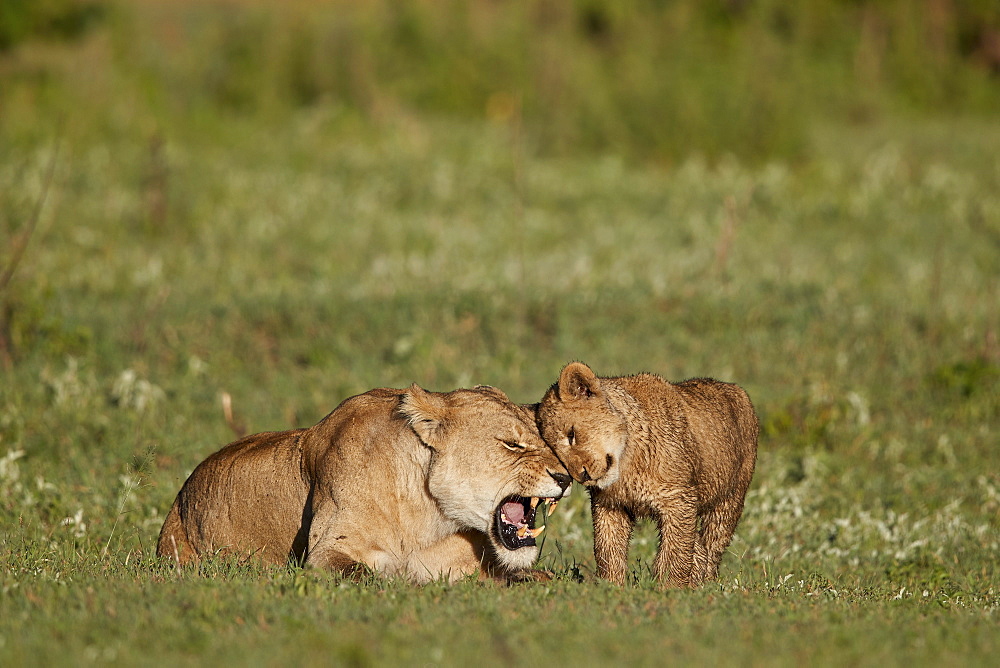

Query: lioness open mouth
494 496 560 550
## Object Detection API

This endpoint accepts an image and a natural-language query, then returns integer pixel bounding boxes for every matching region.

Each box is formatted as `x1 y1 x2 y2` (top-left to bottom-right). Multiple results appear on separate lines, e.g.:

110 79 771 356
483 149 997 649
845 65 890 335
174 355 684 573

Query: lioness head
537 362 627 489
399 384 572 570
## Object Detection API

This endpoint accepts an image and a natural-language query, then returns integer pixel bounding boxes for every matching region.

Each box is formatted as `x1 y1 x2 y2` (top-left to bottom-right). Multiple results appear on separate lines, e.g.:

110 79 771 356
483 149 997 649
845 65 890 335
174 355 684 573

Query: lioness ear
558 362 601 401
399 384 450 448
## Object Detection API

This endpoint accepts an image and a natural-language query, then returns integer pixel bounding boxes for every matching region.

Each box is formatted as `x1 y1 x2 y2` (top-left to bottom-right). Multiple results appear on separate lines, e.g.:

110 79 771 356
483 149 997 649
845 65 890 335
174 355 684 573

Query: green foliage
927 358 1000 399
6 1 999 162
0 0 105 51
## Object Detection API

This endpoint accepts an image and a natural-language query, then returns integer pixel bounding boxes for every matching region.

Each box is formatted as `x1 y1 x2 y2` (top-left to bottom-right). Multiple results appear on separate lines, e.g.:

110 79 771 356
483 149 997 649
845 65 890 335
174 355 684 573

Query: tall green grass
3 1 999 162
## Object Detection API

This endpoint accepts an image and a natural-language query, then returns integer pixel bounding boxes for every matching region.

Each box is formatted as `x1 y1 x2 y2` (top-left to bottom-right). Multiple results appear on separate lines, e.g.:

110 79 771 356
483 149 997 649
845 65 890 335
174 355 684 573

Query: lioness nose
549 470 572 492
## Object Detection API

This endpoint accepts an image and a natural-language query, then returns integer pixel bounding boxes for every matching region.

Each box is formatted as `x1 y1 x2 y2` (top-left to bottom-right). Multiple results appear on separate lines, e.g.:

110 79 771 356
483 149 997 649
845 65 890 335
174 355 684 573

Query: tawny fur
537 362 758 587
157 385 570 583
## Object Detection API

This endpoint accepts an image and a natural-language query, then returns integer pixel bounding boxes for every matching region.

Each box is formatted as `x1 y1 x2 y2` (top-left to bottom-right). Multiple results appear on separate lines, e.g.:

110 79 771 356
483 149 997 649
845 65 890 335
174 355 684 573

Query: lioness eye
567 427 575 446
501 440 526 451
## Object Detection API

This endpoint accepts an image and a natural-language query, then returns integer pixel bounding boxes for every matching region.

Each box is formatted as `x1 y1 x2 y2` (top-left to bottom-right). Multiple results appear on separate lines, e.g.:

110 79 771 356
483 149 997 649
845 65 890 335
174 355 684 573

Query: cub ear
399 384 450 449
558 362 601 401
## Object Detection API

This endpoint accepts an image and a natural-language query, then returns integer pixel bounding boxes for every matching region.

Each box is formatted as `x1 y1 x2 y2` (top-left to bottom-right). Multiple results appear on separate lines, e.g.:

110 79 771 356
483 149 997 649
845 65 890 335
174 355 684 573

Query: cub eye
567 427 576 446
501 440 527 451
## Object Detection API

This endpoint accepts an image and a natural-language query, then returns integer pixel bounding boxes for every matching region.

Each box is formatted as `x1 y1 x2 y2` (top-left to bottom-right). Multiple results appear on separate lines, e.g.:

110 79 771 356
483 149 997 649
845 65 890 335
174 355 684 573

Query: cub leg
653 491 698 587
697 493 747 582
591 495 634 586
691 535 711 586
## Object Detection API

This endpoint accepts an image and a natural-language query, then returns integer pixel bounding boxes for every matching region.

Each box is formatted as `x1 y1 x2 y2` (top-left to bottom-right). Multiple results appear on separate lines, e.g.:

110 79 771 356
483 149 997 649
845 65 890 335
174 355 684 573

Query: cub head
537 362 627 489
399 384 572 571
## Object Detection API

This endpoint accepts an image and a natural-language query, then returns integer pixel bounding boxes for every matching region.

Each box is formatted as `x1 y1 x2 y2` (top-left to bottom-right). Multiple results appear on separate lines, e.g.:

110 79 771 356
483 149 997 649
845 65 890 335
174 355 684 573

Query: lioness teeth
516 525 528 538
530 497 540 509
528 526 545 538
547 500 559 517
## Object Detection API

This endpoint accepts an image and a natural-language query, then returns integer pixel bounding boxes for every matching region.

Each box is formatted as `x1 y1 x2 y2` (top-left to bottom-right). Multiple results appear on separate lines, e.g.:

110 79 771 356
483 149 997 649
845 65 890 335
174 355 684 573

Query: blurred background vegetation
2 0 999 162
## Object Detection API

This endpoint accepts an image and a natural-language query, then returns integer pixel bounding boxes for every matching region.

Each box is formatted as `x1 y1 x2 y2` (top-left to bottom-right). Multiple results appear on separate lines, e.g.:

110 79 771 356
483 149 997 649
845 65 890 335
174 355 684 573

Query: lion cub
537 362 757 587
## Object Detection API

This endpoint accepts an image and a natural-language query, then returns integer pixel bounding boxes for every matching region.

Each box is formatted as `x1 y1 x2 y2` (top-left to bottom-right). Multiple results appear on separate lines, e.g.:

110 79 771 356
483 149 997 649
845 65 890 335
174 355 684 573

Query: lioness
537 362 757 587
157 384 572 583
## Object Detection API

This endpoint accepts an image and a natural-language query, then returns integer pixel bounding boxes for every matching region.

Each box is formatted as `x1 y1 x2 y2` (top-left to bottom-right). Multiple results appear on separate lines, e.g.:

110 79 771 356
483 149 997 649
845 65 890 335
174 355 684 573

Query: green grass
2 2 1000 665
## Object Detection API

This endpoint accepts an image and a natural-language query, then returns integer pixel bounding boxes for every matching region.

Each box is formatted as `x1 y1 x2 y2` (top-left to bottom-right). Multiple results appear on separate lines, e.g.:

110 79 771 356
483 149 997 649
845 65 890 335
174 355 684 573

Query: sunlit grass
2 108 998 662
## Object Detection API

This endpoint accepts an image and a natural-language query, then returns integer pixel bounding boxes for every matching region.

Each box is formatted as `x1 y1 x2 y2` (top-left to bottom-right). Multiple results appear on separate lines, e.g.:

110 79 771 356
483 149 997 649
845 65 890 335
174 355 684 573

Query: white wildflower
62 508 87 538
111 370 165 412
0 449 25 496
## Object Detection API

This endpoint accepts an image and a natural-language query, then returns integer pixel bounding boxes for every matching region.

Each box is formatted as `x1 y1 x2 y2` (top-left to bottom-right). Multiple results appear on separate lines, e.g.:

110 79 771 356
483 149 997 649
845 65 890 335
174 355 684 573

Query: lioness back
670 377 758 498
156 429 310 565
156 389 404 567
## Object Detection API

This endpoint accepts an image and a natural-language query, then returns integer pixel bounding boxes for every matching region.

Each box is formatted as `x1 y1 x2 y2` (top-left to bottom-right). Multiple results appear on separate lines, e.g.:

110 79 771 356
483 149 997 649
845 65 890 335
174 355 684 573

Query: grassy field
2 1 999 666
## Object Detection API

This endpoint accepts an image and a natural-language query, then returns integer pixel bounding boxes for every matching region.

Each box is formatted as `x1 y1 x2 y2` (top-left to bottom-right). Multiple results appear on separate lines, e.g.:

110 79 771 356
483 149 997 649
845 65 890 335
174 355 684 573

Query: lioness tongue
503 501 525 525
